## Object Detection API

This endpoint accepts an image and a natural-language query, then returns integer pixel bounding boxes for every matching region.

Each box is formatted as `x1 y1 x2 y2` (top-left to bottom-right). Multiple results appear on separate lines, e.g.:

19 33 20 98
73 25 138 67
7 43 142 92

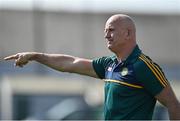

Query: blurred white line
0 0 179 15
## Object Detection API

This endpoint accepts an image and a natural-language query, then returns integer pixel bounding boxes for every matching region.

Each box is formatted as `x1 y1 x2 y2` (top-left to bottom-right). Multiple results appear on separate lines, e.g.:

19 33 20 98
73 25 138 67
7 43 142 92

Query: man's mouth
107 39 113 43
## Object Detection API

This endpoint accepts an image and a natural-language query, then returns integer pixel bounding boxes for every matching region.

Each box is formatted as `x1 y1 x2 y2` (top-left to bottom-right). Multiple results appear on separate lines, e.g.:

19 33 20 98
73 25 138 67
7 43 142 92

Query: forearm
168 102 180 120
4 52 97 77
155 85 180 120
30 52 77 72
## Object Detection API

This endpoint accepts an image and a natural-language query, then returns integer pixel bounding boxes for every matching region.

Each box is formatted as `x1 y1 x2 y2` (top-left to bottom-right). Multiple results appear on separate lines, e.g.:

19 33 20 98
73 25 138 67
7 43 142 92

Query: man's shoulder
133 53 164 78
93 55 115 63
133 53 169 94
103 55 116 60
133 53 154 72
92 55 115 79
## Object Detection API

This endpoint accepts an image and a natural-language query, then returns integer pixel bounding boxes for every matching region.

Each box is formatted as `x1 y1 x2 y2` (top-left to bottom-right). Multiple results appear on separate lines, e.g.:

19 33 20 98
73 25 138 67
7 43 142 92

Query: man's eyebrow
105 25 114 29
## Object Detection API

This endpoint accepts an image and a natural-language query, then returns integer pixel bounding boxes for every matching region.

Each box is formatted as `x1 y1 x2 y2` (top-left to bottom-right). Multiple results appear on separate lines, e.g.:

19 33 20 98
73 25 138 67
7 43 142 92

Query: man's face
104 19 127 52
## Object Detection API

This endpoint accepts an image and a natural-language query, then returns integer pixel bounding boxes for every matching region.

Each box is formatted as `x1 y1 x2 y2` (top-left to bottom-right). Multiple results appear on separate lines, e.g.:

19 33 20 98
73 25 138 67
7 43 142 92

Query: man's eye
104 28 114 33
109 28 114 31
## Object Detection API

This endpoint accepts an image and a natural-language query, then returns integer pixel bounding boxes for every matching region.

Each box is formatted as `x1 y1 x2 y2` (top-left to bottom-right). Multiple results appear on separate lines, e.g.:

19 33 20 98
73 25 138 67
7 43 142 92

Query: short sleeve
134 59 169 96
92 56 112 79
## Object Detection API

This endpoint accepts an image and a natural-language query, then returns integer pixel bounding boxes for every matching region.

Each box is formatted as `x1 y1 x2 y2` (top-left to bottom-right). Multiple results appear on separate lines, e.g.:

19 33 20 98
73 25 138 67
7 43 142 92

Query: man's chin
107 44 112 48
107 45 111 49
108 45 114 52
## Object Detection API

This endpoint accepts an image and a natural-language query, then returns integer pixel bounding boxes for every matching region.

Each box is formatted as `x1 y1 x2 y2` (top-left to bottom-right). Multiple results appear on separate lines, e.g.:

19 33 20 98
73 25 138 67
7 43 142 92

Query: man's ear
126 29 131 39
128 29 131 36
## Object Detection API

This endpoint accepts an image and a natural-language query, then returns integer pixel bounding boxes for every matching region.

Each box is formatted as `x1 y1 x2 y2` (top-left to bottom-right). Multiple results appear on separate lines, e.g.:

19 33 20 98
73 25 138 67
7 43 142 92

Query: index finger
4 54 18 60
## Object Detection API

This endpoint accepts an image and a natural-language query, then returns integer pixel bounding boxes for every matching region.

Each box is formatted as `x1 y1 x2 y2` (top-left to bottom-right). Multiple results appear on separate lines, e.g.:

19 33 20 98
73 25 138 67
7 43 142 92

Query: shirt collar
112 45 142 65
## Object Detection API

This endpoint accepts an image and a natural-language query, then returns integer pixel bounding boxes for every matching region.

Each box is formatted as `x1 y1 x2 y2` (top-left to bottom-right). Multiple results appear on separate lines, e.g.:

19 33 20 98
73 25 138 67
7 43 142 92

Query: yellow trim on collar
104 79 143 89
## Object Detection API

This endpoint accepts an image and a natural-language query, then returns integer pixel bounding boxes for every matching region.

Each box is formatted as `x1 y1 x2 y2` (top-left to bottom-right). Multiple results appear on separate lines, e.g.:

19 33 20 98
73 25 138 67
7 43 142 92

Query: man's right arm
4 52 98 78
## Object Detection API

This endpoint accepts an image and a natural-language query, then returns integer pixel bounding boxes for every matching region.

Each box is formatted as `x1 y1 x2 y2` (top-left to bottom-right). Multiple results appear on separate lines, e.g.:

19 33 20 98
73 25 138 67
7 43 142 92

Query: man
4 14 180 120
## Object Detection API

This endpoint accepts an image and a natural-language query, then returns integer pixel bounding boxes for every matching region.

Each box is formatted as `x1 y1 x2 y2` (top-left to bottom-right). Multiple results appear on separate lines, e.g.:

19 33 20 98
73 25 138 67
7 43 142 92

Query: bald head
106 14 136 35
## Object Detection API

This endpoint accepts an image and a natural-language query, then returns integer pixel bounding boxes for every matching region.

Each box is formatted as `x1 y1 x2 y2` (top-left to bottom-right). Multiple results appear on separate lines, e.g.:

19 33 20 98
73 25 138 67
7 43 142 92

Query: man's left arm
155 85 180 120
134 58 180 120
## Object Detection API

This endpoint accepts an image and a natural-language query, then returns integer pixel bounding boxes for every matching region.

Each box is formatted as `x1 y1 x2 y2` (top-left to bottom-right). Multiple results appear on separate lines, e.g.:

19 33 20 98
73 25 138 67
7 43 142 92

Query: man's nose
104 32 111 38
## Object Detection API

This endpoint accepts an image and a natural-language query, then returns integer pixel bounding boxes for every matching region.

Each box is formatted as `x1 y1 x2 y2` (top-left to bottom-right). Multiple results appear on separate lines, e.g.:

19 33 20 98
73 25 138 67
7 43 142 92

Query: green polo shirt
92 45 169 120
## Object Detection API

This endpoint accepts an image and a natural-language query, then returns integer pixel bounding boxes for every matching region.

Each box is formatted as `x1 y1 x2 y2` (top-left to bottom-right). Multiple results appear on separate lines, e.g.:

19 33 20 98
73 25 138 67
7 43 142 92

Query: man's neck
116 44 136 62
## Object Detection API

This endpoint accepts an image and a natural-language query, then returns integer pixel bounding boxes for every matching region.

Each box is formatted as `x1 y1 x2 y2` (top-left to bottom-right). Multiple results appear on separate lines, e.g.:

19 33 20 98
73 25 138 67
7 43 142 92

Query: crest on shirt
121 67 128 76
